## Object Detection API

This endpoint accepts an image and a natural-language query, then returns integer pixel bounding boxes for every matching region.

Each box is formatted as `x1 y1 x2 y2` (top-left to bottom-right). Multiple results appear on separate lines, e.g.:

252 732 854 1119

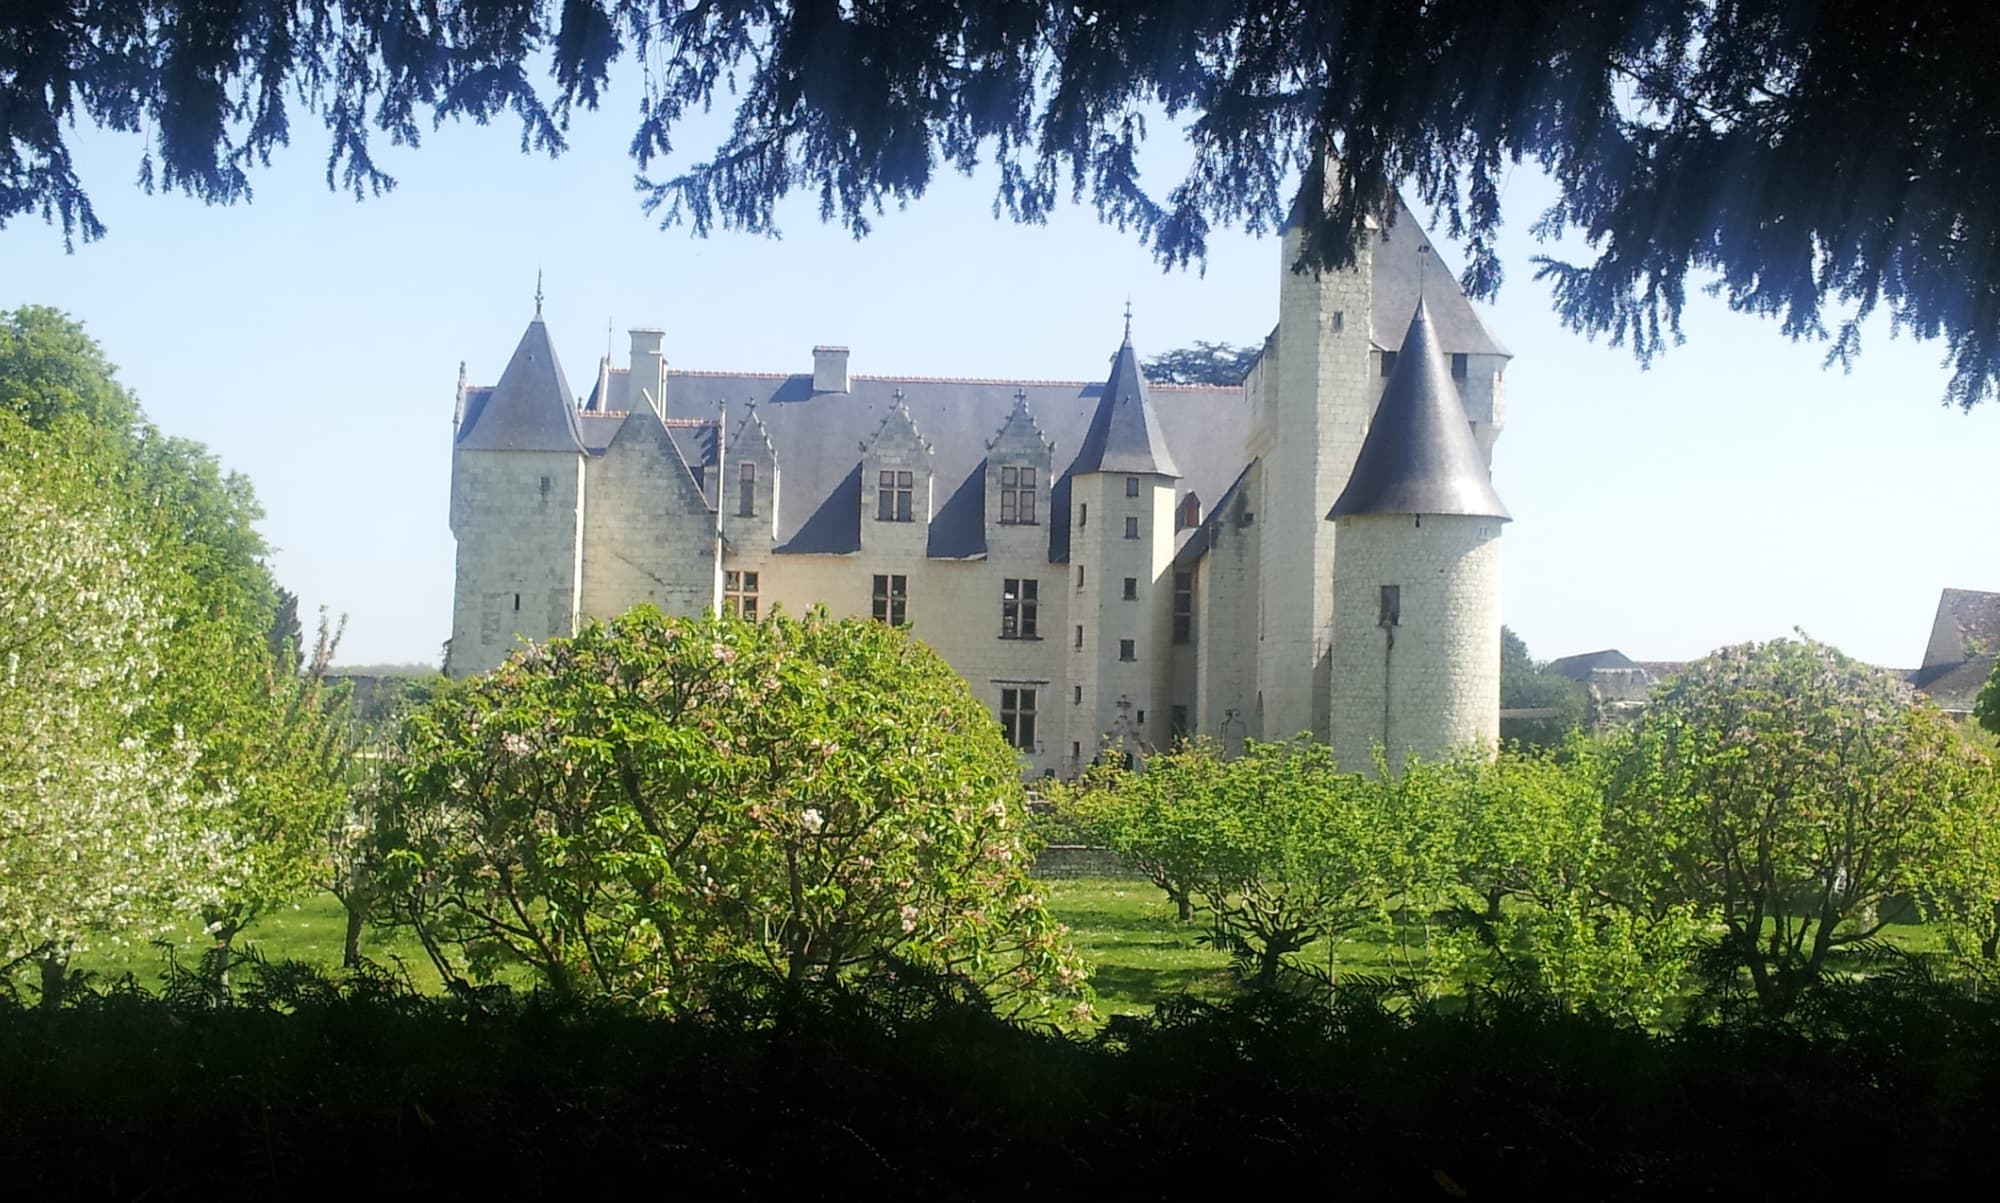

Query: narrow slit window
738 462 756 516
1379 585 1401 628
1122 577 1138 601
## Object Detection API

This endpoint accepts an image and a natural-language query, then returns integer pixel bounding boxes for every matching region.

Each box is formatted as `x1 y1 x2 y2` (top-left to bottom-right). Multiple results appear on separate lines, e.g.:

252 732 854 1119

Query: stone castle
447 199 1512 776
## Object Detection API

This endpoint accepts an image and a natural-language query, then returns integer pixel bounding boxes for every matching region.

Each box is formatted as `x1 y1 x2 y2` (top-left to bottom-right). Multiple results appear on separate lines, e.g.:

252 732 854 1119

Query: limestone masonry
448 199 1513 776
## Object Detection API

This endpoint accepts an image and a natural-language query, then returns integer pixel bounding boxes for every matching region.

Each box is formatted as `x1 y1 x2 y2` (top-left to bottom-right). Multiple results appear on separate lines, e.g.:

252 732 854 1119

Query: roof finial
534 269 545 319
1123 296 1133 343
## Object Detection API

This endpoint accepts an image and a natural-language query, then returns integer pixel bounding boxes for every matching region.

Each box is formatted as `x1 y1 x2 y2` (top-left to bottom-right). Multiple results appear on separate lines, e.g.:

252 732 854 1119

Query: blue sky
3 97 1993 671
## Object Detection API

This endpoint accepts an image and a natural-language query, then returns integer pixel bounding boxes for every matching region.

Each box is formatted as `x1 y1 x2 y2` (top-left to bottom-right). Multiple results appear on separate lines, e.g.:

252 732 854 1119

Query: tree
9 4 2000 407
1602 636 2000 1017
0 438 234 999
2 306 352 981
374 606 1088 1023
1499 627 1588 750
1976 658 2000 736
1065 742 1228 922
1143 342 1262 386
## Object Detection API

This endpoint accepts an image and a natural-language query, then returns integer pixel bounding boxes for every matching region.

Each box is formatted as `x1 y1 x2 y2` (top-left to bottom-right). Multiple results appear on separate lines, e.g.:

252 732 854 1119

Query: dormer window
877 469 914 522
999 465 1037 525
1177 493 1200 530
1451 352 1469 380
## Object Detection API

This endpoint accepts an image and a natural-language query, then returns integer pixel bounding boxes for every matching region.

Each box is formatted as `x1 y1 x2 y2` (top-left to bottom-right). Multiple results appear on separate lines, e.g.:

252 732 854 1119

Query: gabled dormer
726 403 781 546
579 402 723 622
860 391 934 548
985 389 1055 541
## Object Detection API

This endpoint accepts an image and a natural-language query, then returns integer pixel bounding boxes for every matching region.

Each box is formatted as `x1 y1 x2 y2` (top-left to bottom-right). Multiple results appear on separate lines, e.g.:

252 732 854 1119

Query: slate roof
454 319 586 453
1931 588 2000 662
1548 649 1639 683
1328 301 1509 521
1069 333 1182 478
1912 654 1996 715
662 360 1248 562
1368 197 1510 359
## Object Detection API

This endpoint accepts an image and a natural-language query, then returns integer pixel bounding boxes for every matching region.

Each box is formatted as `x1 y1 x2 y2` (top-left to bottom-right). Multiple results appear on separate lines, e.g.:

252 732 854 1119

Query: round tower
1327 301 1510 773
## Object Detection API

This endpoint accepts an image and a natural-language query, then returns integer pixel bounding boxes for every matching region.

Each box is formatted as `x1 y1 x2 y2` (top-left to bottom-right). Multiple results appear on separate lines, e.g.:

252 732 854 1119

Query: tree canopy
6 2 2000 408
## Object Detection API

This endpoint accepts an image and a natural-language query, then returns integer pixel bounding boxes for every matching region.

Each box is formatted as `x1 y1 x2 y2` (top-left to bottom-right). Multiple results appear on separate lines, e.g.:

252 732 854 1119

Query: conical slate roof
455 318 586 453
1069 330 1180 477
1328 301 1508 521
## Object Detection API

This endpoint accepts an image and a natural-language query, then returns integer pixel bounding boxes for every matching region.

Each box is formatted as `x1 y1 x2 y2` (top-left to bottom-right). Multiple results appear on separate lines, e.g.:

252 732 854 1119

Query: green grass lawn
53 877 1948 1018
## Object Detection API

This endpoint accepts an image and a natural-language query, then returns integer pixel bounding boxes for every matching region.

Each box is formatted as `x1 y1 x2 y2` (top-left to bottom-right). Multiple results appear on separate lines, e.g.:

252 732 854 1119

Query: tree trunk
1173 889 1193 923
343 905 365 969
1484 888 1505 922
38 951 67 1010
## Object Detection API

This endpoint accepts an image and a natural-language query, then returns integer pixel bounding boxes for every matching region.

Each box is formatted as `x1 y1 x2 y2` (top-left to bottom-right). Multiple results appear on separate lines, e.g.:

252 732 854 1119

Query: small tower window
1076 564 1085 591
1122 577 1138 601
1075 625 1085 649
1379 351 1398 378
1123 516 1140 540
1119 639 1136 662
513 593 521 612
1073 685 1082 705
1379 585 1401 628
1451 352 1469 380
1079 503 1088 528
1125 477 1141 498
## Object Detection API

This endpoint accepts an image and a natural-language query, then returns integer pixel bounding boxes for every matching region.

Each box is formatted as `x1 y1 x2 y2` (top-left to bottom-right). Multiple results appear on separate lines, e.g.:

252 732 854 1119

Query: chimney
629 328 665 417
813 345 850 394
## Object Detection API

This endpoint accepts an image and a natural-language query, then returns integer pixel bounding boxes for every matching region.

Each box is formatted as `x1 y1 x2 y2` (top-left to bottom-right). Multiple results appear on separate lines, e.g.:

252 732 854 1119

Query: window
1122 576 1138 601
1136 709 1146 725
1379 350 1398 378
1073 685 1082 705
1125 477 1140 498
1172 571 1193 644
876 469 914 522
999 465 1037 524
1451 352 1469 380
512 593 521 612
1001 578 1039 638
1379 584 1401 628
1123 515 1140 540
1177 493 1200 529
1119 638 1136 662
738 462 756 516
872 574 908 625
1071 741 1081 763
724 570 760 620
1074 625 1084 649
1171 705 1189 739
1000 687 1037 750
1076 564 1085 591
1079 503 1087 528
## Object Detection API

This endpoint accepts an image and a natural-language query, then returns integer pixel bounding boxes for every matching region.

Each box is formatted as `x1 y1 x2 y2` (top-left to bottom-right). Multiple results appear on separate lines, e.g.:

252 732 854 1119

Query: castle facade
447 202 1512 776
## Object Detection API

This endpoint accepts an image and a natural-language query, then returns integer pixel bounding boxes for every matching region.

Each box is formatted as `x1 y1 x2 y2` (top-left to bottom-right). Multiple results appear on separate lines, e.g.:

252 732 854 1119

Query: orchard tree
0 438 234 1000
10 3 2000 407
1453 744 1702 1025
1976 660 2000 737
1603 636 2000 1017
374 606 1088 1023
1065 740 1235 922
2 305 353 973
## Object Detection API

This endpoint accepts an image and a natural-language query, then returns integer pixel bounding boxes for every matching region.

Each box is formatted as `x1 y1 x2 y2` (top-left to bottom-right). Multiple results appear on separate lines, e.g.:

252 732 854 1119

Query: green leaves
372 606 1089 1024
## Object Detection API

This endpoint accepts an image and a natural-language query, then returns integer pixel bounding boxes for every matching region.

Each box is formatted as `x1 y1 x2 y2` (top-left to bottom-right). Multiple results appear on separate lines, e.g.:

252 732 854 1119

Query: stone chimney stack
813 345 850 394
629 328 665 416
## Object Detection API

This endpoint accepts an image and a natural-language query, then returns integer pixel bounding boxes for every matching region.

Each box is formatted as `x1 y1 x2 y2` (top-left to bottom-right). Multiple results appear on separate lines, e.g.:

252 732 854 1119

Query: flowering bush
373 605 1088 1024
0 453 234 977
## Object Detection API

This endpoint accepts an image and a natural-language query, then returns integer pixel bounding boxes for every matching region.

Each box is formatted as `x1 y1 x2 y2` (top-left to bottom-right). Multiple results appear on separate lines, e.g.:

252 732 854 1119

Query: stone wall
448 449 586 676
579 410 721 622
1329 513 1502 772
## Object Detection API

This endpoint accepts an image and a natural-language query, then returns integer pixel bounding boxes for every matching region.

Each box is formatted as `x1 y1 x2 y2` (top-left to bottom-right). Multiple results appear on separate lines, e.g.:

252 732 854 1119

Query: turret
1327 300 1509 772
446 299 590 677
1067 321 1180 770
